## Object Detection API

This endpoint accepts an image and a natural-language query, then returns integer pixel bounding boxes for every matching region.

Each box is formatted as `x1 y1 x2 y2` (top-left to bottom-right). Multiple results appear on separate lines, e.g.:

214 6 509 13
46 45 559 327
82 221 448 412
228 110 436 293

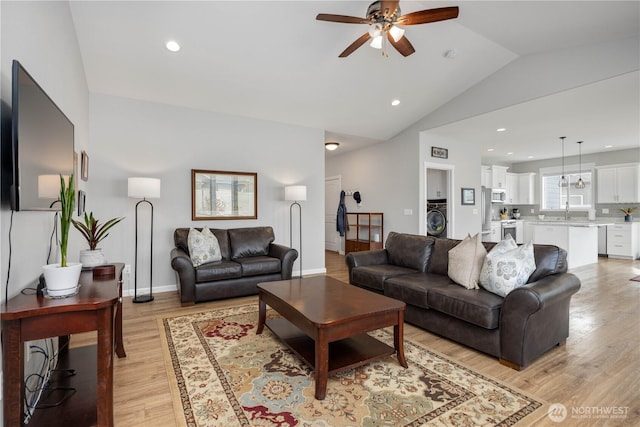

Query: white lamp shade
128 177 161 199
285 185 307 201
38 174 69 198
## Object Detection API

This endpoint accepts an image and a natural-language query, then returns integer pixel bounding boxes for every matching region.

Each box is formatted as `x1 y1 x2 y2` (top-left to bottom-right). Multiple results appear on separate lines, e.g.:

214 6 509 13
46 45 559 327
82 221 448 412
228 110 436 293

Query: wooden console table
0 263 125 427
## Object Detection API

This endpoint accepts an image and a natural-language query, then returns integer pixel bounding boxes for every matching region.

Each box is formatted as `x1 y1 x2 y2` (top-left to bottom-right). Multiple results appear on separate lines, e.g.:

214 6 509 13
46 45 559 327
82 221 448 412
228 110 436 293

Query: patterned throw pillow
188 227 222 267
448 233 487 289
479 239 536 297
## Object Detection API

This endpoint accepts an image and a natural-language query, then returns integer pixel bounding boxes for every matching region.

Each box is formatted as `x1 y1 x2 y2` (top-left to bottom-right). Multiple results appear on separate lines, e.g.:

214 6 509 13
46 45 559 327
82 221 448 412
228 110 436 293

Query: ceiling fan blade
380 1 400 18
339 33 371 58
387 32 415 57
316 13 366 24
396 6 459 26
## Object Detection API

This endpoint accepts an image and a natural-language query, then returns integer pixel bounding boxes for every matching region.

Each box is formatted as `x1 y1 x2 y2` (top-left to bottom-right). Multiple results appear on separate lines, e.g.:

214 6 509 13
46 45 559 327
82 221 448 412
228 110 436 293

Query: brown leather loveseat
345 232 581 370
170 226 298 305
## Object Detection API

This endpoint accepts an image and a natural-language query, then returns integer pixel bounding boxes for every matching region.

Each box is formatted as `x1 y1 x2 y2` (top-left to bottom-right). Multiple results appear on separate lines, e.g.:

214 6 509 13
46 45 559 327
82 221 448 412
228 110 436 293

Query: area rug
158 304 548 426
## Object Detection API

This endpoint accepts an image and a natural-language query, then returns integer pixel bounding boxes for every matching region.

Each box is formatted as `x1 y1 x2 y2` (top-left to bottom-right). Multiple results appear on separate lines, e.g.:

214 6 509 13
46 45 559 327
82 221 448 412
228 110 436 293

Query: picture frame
73 151 79 191
81 150 89 181
431 146 448 159
78 190 86 216
461 187 475 205
192 169 257 220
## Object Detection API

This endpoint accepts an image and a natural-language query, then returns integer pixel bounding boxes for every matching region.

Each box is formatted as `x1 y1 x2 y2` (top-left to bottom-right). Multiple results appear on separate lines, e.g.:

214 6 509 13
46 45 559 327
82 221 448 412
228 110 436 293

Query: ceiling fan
316 1 459 57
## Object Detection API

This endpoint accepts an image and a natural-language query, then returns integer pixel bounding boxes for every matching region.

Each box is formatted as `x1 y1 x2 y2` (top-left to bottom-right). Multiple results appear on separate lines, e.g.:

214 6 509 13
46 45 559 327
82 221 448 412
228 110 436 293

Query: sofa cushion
195 260 242 282
479 241 536 297
188 227 222 267
175 228 231 260
448 233 486 289
528 245 568 282
235 256 281 277
228 227 275 259
351 264 417 292
427 238 462 275
427 285 504 329
384 273 452 310
385 232 435 272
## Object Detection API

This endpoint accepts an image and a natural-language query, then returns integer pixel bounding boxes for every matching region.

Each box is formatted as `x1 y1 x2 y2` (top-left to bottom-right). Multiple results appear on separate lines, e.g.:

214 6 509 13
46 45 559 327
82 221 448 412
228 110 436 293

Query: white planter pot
42 262 82 297
79 249 106 268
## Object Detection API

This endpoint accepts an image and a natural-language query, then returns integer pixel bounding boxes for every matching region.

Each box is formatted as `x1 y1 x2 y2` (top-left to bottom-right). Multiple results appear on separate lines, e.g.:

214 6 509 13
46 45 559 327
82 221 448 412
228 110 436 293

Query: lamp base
132 295 154 303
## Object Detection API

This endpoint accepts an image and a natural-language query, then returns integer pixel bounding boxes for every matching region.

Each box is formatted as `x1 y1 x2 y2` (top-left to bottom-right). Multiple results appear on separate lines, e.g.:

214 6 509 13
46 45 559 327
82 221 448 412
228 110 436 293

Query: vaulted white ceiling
68 1 640 162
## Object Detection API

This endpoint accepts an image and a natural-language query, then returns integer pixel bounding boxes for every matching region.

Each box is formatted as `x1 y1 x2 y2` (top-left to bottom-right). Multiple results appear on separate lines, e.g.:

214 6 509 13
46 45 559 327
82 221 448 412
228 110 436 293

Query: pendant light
575 141 585 189
558 136 568 187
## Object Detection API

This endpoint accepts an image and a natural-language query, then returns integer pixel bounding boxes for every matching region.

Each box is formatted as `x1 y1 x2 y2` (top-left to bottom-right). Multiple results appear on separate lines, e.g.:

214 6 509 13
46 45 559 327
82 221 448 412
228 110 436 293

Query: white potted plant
72 212 124 267
42 174 83 297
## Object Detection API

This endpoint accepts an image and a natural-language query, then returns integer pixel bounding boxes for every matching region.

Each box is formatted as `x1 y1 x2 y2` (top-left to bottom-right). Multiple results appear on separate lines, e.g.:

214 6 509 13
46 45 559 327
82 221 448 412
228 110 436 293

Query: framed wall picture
192 169 257 220
73 151 79 191
81 150 89 181
431 146 448 159
461 187 475 205
78 190 86 216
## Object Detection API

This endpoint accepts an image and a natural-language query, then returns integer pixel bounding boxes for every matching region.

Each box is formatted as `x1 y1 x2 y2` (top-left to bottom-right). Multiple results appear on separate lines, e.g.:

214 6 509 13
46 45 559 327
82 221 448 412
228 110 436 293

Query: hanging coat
336 190 348 236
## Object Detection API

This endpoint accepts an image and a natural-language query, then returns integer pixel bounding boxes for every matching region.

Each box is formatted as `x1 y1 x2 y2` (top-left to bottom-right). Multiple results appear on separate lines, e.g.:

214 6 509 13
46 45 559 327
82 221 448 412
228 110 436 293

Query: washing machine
426 199 447 237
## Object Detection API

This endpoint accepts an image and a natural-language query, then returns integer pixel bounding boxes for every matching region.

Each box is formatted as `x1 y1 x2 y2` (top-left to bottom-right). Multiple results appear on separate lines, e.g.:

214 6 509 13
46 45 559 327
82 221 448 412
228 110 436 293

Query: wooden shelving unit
345 212 383 254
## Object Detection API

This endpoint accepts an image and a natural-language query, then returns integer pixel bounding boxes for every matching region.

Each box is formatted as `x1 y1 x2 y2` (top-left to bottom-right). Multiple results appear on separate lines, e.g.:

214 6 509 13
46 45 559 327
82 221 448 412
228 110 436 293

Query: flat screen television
11 60 74 211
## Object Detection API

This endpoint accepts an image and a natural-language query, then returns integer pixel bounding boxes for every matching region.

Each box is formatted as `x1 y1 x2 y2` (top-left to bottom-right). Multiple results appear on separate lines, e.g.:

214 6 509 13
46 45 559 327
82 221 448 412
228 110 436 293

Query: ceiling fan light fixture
325 142 340 151
370 36 383 49
389 25 405 42
368 23 382 38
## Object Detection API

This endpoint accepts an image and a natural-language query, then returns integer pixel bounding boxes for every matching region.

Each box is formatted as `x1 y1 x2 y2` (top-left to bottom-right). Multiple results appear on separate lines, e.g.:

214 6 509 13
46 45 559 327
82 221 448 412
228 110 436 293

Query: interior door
325 176 341 252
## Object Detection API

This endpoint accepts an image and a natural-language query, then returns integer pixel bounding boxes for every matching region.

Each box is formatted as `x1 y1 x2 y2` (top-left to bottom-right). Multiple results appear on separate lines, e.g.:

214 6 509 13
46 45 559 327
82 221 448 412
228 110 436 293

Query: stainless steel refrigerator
481 186 492 235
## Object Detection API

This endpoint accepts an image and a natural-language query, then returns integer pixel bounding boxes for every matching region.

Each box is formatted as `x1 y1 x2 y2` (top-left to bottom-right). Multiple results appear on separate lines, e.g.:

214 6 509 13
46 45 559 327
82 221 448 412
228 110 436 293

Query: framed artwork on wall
78 190 86 216
461 188 475 205
431 146 448 159
81 150 89 181
192 169 258 220
74 151 79 191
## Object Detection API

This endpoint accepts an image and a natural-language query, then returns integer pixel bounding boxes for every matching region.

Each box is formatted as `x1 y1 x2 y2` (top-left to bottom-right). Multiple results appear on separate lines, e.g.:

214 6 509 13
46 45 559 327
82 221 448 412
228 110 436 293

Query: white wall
88 93 326 295
0 1 89 423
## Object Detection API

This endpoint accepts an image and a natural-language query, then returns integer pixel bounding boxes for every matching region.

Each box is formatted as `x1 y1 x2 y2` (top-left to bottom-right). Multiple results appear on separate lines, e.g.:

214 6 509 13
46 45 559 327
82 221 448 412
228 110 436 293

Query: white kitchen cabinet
506 173 518 204
532 223 598 268
607 223 639 259
515 221 524 244
482 222 502 243
523 221 534 244
517 173 536 204
427 169 448 199
491 166 509 189
597 164 640 203
481 166 491 188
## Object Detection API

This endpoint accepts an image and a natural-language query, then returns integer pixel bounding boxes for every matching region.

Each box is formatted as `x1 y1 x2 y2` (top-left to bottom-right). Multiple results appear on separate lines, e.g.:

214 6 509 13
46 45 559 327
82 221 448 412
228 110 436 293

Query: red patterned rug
158 304 548 426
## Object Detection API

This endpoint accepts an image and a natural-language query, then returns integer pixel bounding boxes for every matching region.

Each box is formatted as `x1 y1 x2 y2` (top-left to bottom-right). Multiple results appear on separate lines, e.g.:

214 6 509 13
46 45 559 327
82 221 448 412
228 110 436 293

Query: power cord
4 210 14 304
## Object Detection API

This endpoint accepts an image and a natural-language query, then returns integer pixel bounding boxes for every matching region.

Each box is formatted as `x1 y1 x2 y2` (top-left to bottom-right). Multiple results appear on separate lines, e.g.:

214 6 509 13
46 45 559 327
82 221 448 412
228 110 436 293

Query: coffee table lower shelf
265 317 396 375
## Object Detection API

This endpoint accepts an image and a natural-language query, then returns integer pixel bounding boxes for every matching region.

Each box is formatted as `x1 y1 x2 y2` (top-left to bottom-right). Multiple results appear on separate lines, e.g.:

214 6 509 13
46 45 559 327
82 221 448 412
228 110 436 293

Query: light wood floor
72 252 640 426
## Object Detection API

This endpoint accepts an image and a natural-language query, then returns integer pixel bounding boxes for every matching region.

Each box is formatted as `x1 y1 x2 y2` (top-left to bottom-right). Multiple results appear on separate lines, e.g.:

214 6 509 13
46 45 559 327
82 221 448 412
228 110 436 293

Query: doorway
324 175 342 253
423 164 454 238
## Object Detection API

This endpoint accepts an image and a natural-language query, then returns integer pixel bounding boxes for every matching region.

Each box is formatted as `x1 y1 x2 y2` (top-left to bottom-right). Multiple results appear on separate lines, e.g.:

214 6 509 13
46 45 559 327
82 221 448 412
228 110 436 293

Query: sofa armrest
345 249 389 283
170 247 196 305
499 272 581 369
268 243 298 280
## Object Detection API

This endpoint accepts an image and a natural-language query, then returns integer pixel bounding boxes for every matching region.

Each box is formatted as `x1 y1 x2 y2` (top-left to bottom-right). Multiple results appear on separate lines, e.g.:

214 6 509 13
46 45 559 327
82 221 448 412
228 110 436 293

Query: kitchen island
528 220 613 269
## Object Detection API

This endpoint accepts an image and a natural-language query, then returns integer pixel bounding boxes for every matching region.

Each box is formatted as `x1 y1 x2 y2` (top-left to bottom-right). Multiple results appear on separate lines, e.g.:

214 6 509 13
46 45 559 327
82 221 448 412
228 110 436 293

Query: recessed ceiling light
496 128 506 132
507 152 513 155
605 145 613 148
527 156 534 159
325 142 339 151
487 148 495 152
166 40 181 52
391 99 400 106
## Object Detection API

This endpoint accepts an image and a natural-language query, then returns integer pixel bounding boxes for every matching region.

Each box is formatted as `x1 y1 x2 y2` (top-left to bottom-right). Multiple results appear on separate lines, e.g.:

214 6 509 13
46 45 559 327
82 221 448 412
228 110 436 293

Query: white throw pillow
188 227 222 267
479 240 536 297
448 233 487 289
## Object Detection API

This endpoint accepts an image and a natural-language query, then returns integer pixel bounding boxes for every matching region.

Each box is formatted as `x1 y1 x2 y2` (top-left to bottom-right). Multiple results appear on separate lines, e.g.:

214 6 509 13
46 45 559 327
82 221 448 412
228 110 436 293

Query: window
540 164 594 211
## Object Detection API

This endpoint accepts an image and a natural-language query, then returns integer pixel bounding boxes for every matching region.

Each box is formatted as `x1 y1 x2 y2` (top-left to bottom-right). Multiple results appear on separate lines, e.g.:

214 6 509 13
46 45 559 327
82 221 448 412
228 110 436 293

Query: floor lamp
128 177 161 303
285 185 306 278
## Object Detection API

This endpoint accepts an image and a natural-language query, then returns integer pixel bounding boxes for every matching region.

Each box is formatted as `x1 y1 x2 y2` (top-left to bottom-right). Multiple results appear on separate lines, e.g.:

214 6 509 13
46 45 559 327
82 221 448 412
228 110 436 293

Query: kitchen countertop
520 217 638 227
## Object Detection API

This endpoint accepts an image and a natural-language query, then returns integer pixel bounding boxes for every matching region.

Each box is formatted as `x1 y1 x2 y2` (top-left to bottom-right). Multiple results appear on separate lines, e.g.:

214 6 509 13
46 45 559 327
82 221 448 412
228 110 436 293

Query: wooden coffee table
256 276 407 400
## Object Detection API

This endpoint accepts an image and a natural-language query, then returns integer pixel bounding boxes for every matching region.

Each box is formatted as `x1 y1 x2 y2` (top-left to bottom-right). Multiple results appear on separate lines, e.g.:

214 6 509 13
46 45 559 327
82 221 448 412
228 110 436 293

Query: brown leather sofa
345 232 581 370
170 226 298 305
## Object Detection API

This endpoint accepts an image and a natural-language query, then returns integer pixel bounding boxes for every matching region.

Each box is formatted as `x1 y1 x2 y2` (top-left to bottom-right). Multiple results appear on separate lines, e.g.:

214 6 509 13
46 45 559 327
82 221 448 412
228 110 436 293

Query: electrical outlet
472 209 478 215
531 209 535 214
123 264 132 275
403 209 413 215
602 208 609 214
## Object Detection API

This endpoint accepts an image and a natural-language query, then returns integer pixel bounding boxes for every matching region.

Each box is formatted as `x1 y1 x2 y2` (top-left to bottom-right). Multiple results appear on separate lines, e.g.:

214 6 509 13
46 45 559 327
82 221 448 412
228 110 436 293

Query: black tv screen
11 60 74 211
